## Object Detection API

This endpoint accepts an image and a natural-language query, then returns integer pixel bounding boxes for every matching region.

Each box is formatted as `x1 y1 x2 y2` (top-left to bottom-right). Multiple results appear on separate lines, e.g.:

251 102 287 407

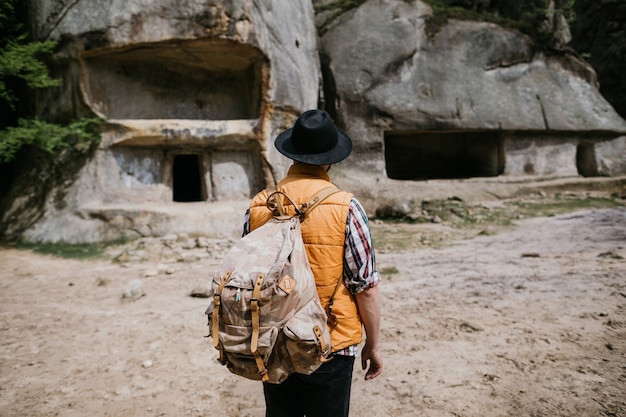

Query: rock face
1 0 625 243
3 0 319 242
318 0 626 188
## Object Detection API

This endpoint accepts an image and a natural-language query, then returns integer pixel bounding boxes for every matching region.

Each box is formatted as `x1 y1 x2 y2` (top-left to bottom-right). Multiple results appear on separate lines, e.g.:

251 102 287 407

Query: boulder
318 0 626 213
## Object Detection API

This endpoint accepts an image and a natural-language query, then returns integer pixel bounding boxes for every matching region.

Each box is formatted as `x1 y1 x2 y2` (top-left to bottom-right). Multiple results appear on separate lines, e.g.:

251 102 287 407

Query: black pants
263 355 356 417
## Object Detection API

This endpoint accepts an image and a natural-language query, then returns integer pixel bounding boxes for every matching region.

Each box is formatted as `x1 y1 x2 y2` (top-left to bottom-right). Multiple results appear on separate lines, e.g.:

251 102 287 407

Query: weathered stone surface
318 0 626 213
321 0 625 133
6 0 319 242
1 0 624 243
18 201 249 243
32 0 321 172
595 136 626 177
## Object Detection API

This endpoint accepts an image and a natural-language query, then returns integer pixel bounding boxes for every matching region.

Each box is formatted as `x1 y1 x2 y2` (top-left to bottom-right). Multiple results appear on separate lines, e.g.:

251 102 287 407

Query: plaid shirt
243 197 381 356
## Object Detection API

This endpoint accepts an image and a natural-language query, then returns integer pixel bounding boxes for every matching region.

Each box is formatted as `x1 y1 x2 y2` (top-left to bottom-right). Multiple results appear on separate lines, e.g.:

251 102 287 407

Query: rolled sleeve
343 198 381 295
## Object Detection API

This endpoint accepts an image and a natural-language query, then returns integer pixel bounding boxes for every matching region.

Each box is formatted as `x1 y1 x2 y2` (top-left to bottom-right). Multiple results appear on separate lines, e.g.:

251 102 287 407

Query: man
244 109 383 417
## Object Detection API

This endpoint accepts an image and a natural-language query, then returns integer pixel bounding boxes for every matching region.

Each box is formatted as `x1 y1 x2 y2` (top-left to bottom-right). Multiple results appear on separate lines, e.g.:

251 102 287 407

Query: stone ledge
104 119 260 147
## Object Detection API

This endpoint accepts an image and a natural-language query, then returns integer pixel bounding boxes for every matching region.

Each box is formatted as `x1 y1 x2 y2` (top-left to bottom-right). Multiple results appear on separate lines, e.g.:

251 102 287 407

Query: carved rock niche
82 38 266 202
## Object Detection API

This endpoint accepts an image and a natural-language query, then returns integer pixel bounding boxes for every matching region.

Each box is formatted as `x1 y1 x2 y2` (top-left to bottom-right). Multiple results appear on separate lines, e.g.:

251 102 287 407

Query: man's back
245 109 382 417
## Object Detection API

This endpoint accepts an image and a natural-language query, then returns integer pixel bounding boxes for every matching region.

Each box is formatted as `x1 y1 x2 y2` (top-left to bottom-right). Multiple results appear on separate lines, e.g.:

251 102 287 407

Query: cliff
1 0 624 242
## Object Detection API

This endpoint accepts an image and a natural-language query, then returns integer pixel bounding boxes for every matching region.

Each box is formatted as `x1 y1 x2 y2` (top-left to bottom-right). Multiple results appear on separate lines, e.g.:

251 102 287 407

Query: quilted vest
249 164 363 352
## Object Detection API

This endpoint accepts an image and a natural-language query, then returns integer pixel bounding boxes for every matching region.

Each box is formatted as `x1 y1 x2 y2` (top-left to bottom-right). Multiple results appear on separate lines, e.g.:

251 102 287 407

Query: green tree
0 0 101 164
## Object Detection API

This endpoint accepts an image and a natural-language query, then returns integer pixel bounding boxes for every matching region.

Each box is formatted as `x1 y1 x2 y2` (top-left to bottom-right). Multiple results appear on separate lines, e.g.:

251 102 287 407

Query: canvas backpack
205 187 342 384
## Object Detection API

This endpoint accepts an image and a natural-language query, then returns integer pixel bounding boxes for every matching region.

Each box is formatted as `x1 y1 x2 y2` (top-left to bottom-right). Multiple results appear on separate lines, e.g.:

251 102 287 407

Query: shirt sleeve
242 208 251 237
343 197 381 295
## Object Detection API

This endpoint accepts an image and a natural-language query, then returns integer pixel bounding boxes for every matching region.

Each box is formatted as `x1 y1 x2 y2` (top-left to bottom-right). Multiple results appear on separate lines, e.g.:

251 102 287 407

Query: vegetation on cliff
0 0 101 165
314 0 575 49
314 0 368 34
421 0 575 47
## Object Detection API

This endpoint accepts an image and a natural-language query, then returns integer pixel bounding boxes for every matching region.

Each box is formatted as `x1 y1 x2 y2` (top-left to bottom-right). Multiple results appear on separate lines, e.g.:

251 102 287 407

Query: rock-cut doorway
173 154 204 202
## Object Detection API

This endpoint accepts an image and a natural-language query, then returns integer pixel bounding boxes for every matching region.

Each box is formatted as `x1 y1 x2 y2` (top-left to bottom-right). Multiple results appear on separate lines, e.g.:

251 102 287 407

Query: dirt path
1 208 625 417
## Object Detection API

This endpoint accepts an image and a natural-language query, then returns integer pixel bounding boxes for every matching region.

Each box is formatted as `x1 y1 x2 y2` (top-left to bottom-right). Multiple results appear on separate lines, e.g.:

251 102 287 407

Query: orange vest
249 164 363 352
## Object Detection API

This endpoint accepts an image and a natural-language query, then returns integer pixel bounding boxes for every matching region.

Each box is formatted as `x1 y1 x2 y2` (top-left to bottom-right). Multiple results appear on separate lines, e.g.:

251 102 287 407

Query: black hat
274 109 353 165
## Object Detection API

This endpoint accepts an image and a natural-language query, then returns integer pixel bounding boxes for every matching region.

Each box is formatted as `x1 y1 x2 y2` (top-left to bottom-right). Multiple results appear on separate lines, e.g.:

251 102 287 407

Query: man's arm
344 197 383 379
355 285 383 380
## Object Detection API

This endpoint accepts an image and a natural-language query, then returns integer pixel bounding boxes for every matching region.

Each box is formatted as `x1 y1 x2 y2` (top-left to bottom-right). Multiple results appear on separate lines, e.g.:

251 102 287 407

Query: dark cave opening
384 131 504 180
173 154 204 202
576 142 599 177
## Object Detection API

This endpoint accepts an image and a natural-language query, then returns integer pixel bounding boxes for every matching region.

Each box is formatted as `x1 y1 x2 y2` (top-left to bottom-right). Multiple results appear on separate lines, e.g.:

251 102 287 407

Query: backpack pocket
220 324 278 358
219 324 279 380
282 297 331 375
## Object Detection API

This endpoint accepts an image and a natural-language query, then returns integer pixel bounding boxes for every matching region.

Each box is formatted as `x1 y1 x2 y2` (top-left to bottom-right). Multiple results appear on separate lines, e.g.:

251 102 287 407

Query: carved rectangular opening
384 131 504 180
83 39 264 120
111 145 265 203
576 142 599 177
173 154 204 202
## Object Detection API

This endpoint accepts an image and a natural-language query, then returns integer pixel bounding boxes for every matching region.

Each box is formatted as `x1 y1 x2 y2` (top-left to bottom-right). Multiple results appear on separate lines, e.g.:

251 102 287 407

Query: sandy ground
1 207 625 417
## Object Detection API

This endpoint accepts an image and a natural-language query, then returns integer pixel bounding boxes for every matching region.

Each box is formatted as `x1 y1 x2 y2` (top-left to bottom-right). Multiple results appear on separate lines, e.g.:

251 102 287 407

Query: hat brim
274 128 353 165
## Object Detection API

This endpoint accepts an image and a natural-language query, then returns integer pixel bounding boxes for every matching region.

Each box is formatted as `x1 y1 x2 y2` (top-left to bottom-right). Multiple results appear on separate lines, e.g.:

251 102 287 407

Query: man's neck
289 162 332 181
293 162 331 172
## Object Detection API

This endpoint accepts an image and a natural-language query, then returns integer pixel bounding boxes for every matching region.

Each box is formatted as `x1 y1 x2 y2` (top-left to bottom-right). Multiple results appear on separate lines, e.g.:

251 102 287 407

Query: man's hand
354 285 383 380
361 341 383 380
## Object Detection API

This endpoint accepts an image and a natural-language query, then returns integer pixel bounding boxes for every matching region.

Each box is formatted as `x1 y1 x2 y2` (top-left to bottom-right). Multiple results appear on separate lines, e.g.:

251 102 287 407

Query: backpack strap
250 273 269 382
266 187 299 219
266 186 341 221
313 325 332 362
299 187 341 220
212 271 231 363
325 276 345 334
